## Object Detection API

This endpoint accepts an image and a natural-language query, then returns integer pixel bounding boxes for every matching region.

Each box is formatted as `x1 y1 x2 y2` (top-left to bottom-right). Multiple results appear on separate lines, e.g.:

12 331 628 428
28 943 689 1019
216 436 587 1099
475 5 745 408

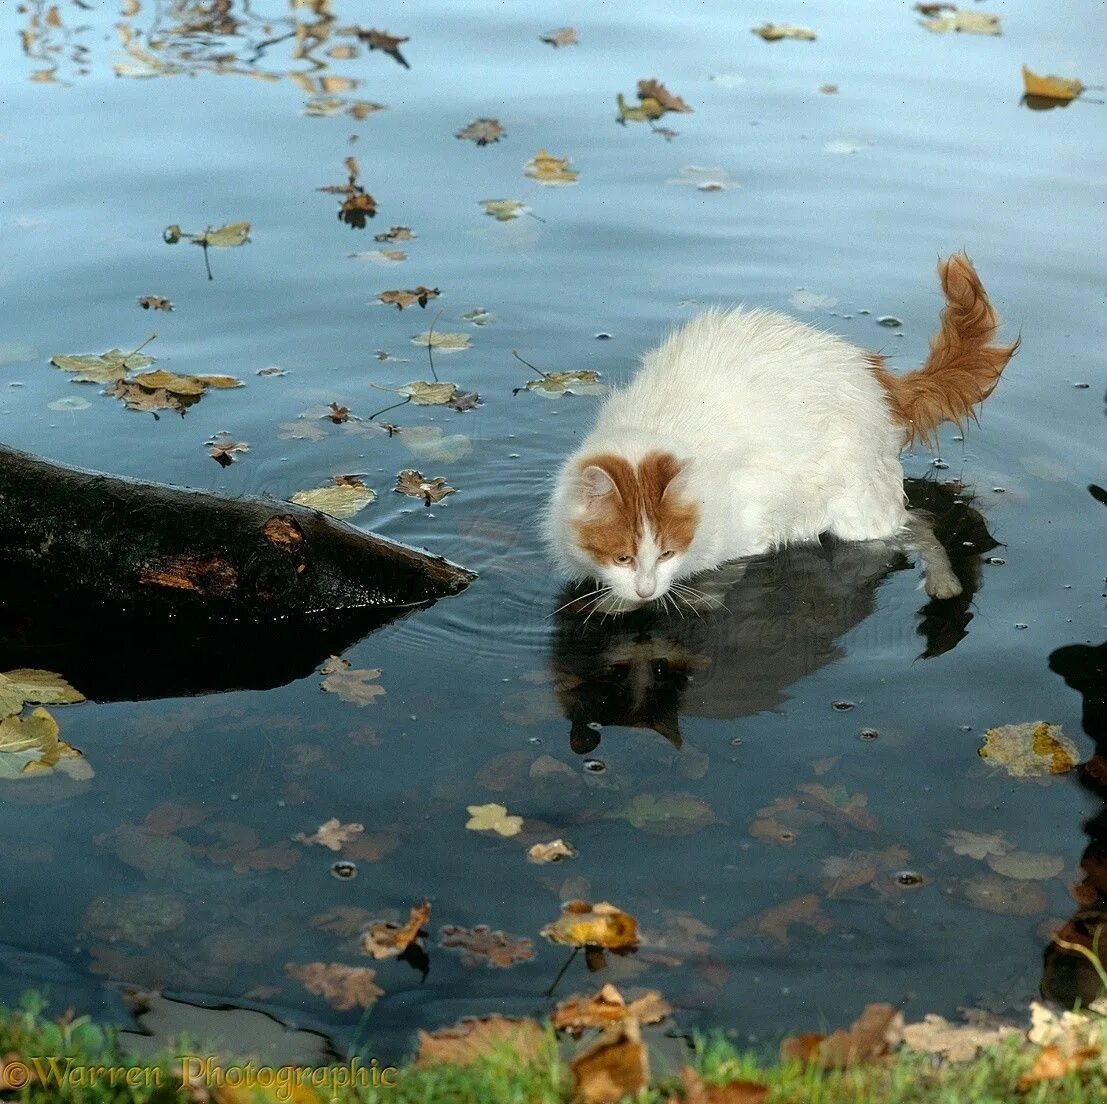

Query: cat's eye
614 554 633 565
659 550 676 561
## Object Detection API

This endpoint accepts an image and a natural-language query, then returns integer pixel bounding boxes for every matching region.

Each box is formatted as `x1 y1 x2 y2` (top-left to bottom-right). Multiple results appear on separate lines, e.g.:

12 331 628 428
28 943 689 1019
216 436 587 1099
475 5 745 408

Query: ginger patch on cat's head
571 450 698 565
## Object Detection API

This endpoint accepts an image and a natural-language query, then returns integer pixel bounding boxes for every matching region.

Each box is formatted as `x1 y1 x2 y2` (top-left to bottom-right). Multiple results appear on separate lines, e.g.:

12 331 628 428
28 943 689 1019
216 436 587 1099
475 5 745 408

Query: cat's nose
635 583 656 599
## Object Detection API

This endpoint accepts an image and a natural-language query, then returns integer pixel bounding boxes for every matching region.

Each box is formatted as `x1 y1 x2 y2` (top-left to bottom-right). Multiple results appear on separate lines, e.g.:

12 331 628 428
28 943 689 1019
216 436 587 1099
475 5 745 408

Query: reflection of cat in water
552 480 997 755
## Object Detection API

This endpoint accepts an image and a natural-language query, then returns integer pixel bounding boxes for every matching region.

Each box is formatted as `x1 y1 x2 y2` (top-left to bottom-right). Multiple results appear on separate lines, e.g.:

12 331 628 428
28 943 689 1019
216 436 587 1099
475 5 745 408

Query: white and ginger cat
547 252 1018 610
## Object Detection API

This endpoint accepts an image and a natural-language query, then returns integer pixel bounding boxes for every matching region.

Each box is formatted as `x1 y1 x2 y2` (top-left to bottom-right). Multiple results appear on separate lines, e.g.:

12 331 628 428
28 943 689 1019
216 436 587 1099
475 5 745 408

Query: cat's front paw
925 572 963 600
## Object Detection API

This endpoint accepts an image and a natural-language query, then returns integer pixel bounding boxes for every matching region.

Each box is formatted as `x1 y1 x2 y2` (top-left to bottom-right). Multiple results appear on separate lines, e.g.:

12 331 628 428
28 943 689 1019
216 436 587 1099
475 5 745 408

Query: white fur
547 308 943 604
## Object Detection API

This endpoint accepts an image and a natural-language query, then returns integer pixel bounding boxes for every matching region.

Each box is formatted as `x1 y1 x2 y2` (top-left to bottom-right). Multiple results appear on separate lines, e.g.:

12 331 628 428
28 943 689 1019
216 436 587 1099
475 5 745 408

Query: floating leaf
945 828 1012 860
319 157 377 228
963 873 1048 915
163 221 250 247
375 226 415 242
731 894 834 948
0 708 90 780
456 118 505 146
349 249 406 264
984 850 1065 881
752 23 817 42
394 469 456 504
319 657 385 706
294 817 365 852
608 792 720 837
978 721 1077 778
480 199 529 221
540 899 639 951
378 286 439 310
138 295 172 311
397 425 473 463
284 962 383 1011
465 802 523 837
361 900 430 959
1021 66 1085 103
551 984 670 1037
636 78 692 115
519 369 605 397
438 924 535 968
525 149 579 186
0 668 85 719
527 838 577 864
51 347 155 384
414 1017 545 1068
400 381 460 406
410 331 471 352
291 476 375 519
354 27 410 69
540 27 578 48
665 166 735 191
205 432 248 467
920 10 1001 35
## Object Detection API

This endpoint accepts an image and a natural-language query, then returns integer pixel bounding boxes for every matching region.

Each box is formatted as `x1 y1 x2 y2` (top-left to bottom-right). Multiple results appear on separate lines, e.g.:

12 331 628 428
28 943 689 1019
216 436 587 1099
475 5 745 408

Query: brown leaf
752 23 817 41
1022 66 1085 103
730 894 834 948
293 817 364 852
378 286 440 310
541 900 640 952
781 1004 903 1069
394 469 456 505
527 838 578 864
438 924 535 968
375 226 415 242
637 79 693 114
284 961 383 1011
456 118 505 146
355 28 410 69
193 822 299 874
540 27 578 48
552 983 670 1037
206 431 248 467
138 295 173 311
570 1019 648 1104
671 1066 768 1104
415 1016 545 1067
310 907 375 937
360 900 430 959
902 1010 1019 1062
1018 1044 1099 1089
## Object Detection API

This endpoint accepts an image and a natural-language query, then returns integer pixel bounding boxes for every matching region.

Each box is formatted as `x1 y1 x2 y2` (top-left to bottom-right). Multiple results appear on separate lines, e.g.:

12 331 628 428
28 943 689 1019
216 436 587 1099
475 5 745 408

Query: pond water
1 0 1104 1065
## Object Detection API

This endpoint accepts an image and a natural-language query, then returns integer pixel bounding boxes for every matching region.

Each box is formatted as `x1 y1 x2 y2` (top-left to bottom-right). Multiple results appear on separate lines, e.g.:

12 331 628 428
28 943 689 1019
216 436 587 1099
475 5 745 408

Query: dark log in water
0 443 474 623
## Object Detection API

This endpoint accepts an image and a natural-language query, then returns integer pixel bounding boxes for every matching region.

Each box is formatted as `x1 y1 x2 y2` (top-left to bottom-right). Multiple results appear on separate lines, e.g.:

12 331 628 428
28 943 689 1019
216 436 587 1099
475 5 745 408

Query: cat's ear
579 464 622 504
659 460 691 504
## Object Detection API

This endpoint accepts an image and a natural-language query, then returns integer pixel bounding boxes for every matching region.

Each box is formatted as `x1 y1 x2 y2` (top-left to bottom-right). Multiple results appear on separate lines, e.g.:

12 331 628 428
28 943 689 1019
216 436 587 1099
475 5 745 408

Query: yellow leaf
525 149 579 186
540 899 639 951
465 802 523 836
291 479 375 520
1022 66 1084 102
752 23 817 42
978 721 1078 778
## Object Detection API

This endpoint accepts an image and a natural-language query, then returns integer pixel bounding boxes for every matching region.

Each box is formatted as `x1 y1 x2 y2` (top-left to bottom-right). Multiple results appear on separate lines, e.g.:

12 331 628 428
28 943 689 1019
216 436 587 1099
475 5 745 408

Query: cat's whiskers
551 586 608 618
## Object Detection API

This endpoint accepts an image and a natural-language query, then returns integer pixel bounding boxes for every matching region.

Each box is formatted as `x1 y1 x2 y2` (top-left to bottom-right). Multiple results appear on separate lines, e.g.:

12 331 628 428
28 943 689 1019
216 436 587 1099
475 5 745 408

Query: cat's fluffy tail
872 252 1019 445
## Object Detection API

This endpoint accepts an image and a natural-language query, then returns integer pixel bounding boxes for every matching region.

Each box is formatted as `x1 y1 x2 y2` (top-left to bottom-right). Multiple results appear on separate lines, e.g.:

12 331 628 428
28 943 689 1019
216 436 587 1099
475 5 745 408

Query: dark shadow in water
551 479 998 755
0 586 420 702
1042 484 1107 1007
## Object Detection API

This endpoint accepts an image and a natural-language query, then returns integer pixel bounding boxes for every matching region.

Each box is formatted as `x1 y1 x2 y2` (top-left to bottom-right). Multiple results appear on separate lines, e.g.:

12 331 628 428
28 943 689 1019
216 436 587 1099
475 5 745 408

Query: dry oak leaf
437 924 535 968
394 469 456 505
319 657 385 706
291 477 375 520
465 802 523 836
571 1018 648 1104
552 983 670 1037
978 721 1078 779
1022 66 1085 103
731 893 834 949
671 1066 768 1104
637 79 693 114
0 668 85 719
456 118 505 146
138 296 172 311
294 817 364 852
206 431 248 467
354 28 410 69
752 23 817 42
0 707 90 780
361 899 430 959
375 225 415 242
528 838 577 863
284 961 383 1011
902 1010 1019 1062
378 286 439 310
541 27 578 48
525 149 579 186
414 1016 545 1068
541 899 640 952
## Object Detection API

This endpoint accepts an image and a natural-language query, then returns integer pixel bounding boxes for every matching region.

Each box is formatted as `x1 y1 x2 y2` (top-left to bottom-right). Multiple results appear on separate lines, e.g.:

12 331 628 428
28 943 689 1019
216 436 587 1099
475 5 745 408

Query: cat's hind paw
925 572 963 600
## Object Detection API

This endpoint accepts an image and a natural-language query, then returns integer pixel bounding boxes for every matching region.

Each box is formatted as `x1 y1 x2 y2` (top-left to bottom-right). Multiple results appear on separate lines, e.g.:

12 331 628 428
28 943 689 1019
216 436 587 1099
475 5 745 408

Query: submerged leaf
945 828 1012 860
456 118 505 146
294 818 365 852
920 10 1001 35
284 962 383 1011
540 27 578 48
319 657 385 706
609 792 720 836
438 924 535 968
